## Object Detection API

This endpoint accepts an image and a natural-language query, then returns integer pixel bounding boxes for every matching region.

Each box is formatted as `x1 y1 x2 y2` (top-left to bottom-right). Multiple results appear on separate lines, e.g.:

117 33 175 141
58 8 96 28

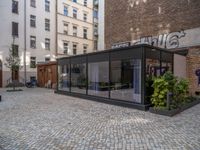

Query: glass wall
57 45 175 107
161 51 173 75
146 48 161 77
110 49 142 103
71 57 87 94
58 60 70 91
88 53 109 98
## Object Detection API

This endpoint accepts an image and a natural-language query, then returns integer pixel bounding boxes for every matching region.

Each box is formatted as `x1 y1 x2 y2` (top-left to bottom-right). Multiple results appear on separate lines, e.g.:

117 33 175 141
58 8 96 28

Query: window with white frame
45 38 50 50
84 0 87 6
64 6 68 16
83 28 87 39
45 19 50 31
30 0 36 7
73 26 77 37
30 57 36 68
83 13 87 22
12 0 18 14
45 0 50 12
63 23 69 35
73 43 77 55
83 44 88 54
73 0 77 3
63 42 69 54
45 57 50 62
30 36 36 48
73 8 78 18
30 15 36 27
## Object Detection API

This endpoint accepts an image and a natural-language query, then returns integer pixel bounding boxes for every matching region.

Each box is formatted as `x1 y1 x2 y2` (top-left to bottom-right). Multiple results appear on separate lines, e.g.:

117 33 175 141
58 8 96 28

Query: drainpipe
24 0 27 83
55 0 58 57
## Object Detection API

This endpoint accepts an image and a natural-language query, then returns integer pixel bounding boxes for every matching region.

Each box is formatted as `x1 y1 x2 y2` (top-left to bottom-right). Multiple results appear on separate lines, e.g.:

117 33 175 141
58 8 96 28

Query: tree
4 37 22 90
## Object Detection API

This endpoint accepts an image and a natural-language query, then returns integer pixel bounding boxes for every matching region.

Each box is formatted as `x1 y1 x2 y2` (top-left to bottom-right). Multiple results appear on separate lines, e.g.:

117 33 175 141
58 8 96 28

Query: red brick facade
105 0 200 49
105 0 200 95
186 47 200 94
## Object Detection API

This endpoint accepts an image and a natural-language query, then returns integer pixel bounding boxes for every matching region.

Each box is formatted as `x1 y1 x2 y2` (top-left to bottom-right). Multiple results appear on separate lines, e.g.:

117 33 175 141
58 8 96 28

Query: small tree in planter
4 39 23 91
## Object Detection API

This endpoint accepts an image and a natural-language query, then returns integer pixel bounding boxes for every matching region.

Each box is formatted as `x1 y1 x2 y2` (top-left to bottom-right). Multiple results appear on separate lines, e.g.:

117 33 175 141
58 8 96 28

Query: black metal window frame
56 44 175 110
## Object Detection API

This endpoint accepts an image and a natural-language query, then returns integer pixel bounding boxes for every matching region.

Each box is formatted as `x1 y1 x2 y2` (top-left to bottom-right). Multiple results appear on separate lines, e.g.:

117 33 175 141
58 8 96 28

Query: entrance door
12 69 19 81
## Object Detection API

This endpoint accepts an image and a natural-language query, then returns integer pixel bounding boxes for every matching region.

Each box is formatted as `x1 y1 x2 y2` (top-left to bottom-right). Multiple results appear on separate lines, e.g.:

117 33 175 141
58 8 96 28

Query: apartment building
56 0 96 56
0 0 56 87
0 0 100 87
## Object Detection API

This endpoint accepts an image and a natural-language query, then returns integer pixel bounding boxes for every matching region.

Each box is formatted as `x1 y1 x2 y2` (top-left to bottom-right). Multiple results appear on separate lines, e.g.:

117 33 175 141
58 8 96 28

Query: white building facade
57 0 96 56
0 0 56 87
0 0 101 87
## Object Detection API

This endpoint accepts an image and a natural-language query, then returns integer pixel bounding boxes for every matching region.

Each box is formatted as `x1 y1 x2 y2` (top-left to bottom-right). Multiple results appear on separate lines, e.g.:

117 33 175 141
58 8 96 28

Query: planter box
149 98 200 117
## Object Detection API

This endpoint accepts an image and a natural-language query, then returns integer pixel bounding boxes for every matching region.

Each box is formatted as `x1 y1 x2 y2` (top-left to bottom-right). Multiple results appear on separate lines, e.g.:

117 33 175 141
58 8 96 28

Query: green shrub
151 71 189 109
151 76 169 108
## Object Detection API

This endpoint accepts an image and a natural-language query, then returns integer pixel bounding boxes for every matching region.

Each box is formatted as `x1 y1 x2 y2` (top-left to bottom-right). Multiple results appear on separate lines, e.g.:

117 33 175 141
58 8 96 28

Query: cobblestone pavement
0 88 200 150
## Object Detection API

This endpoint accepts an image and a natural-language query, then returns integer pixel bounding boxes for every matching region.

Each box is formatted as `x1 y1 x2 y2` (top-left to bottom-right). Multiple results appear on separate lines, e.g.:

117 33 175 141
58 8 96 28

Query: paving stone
0 88 200 149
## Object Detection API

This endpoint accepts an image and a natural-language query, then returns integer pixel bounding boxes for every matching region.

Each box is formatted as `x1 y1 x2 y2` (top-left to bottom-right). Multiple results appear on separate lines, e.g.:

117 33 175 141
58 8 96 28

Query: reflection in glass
58 65 70 91
146 59 160 77
110 59 141 103
88 61 109 98
71 63 87 94
161 52 173 75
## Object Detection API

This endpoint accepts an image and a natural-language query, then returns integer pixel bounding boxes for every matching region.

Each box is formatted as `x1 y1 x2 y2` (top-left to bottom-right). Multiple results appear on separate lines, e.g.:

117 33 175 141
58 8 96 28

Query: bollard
167 92 173 110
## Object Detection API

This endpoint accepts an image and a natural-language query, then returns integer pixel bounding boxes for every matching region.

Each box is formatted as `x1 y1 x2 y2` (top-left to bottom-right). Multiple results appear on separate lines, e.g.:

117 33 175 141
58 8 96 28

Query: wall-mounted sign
112 42 131 49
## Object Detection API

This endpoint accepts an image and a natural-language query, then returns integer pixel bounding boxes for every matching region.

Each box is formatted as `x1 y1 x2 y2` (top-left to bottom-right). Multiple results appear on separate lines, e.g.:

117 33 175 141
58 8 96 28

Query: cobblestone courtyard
0 88 200 150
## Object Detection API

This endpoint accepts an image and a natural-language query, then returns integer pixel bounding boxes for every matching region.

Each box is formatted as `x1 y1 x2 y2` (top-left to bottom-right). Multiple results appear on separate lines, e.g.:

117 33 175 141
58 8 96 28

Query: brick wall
186 46 200 95
105 0 200 49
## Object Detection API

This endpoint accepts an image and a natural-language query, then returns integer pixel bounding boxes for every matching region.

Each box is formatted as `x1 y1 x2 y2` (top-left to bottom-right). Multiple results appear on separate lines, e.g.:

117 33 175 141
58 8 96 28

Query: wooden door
12 69 19 81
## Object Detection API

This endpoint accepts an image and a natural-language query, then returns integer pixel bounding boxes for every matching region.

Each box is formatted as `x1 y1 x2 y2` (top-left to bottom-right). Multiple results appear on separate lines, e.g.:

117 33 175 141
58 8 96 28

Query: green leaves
151 71 189 109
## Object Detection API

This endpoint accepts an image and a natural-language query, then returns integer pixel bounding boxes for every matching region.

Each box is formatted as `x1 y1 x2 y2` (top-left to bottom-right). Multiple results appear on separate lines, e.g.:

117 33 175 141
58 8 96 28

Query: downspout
24 0 27 83
55 0 58 57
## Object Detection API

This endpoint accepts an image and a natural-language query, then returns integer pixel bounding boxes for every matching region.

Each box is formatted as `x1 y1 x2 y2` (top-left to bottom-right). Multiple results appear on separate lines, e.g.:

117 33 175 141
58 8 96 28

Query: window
83 13 87 22
12 0 18 14
30 36 36 48
12 22 18 37
30 0 36 7
84 0 87 6
83 44 87 54
73 26 77 37
58 63 70 91
94 40 98 50
45 57 50 62
73 44 77 55
64 6 68 16
45 0 50 12
73 0 77 3
73 8 77 19
71 57 87 94
94 23 98 36
63 23 68 35
30 57 36 68
30 15 36 27
45 19 50 31
88 53 109 98
12 45 19 56
83 28 87 39
93 10 98 19
63 42 69 54
45 38 50 50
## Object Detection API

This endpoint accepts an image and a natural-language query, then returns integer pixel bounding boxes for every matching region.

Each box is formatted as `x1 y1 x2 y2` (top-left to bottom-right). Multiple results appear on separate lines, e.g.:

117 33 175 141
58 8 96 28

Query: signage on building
111 42 131 49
